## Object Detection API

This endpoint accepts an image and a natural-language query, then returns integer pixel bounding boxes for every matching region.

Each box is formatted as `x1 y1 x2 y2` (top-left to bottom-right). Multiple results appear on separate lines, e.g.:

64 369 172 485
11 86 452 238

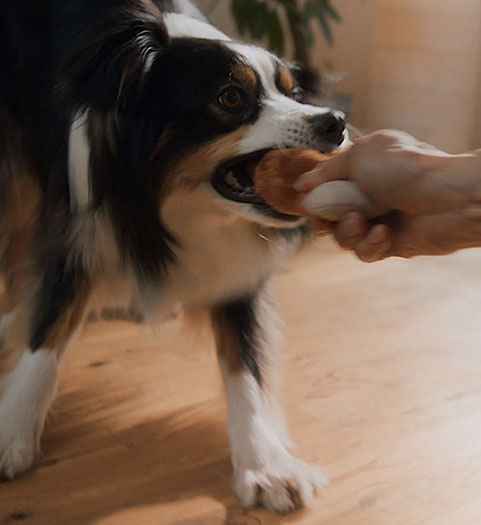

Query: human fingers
333 212 368 249
353 224 392 262
294 150 350 193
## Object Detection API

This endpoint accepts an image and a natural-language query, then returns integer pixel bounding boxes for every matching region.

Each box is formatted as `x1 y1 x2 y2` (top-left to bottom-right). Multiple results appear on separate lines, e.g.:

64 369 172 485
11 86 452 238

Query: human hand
294 130 481 260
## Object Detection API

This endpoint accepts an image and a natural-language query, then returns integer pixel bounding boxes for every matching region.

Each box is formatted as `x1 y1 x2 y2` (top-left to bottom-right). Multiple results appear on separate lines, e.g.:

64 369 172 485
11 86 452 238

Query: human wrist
463 150 481 202
421 151 481 252
446 152 481 204
413 151 481 210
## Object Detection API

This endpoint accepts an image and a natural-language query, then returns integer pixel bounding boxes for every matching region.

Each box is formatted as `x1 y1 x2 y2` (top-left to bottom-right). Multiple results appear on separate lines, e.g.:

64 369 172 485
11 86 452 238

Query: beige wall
197 0 481 152
366 0 481 152
311 0 379 129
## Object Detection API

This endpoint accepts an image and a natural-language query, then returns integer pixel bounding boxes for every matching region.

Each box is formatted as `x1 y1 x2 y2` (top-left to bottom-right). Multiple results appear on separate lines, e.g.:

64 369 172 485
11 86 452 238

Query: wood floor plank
2 238 481 524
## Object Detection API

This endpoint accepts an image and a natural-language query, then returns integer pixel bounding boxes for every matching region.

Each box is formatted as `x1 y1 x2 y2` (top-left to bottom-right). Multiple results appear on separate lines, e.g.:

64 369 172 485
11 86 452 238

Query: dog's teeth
224 170 255 193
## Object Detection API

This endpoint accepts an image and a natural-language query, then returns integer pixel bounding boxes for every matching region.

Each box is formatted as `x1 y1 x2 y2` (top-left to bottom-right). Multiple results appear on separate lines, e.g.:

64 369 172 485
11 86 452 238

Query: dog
0 0 346 512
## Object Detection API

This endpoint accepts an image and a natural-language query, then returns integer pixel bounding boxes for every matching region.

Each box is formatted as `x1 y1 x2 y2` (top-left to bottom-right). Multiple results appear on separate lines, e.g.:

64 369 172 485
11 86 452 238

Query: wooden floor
2 238 481 524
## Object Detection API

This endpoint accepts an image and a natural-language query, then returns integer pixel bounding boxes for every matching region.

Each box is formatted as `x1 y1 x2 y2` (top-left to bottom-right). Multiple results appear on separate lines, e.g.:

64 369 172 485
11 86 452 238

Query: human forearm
297 131 481 260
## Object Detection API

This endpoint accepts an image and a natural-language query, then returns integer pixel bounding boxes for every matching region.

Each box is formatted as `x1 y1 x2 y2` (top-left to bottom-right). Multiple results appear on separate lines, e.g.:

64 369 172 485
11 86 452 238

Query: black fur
0 0 270 287
83 36 265 281
0 0 324 355
29 256 86 350
213 295 263 385
0 3 344 505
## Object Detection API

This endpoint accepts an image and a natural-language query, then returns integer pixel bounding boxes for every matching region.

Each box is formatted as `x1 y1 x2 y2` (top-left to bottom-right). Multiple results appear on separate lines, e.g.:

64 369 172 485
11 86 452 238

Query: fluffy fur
0 0 346 512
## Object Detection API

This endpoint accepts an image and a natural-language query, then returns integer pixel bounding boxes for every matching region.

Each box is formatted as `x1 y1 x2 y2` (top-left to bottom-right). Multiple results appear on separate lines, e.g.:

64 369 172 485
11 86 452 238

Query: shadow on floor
2 389 282 524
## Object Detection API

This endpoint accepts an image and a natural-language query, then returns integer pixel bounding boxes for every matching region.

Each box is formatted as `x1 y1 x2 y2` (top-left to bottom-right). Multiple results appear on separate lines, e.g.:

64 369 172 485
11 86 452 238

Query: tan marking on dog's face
231 63 257 91
156 125 249 200
276 66 294 96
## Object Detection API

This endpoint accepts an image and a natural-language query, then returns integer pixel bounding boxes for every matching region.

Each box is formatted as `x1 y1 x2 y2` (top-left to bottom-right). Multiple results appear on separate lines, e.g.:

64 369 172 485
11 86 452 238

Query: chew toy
251 148 389 221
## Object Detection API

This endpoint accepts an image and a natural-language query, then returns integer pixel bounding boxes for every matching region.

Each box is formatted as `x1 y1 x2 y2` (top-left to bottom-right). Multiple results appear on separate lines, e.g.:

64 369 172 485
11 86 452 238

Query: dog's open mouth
211 150 269 205
211 150 299 222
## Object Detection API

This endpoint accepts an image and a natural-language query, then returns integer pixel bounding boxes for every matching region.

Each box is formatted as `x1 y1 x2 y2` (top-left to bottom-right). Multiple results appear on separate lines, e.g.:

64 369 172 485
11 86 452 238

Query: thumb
294 151 350 192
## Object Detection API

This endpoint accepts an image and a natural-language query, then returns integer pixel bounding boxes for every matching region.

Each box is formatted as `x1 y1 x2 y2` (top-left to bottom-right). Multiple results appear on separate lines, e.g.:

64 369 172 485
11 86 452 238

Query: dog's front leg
211 287 326 513
0 257 89 479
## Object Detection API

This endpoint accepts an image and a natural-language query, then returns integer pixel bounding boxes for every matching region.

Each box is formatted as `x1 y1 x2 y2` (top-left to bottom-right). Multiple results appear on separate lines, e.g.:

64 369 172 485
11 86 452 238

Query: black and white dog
0 0 346 512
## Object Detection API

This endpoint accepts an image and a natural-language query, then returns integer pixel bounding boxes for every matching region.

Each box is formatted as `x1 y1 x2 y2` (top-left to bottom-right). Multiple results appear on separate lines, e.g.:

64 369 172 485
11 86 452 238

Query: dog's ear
64 4 168 112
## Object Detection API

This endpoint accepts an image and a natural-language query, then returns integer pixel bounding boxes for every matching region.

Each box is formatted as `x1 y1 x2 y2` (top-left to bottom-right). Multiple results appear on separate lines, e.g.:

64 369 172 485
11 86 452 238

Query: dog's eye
291 86 305 102
217 87 244 109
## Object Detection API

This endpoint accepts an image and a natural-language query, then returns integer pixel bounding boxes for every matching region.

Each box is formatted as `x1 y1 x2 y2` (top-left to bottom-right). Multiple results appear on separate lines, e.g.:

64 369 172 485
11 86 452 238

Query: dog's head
66 4 347 279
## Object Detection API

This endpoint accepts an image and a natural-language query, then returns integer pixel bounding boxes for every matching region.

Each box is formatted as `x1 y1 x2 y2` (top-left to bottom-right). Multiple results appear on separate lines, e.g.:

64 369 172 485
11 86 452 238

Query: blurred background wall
197 0 481 152
366 0 481 153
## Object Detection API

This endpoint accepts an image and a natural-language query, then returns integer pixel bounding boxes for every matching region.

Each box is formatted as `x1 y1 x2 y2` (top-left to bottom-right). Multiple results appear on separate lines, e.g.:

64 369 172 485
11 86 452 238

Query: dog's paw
0 436 38 480
0 393 41 479
233 454 327 513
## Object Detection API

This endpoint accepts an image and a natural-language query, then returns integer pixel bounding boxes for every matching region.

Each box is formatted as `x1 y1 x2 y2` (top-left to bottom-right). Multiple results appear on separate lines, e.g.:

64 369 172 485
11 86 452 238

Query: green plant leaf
230 0 340 54
275 0 298 15
267 9 285 55
231 0 249 35
301 1 315 25
302 0 337 46
249 0 271 40
318 12 333 45
324 1 341 22
231 0 271 41
231 0 263 36
303 19 315 49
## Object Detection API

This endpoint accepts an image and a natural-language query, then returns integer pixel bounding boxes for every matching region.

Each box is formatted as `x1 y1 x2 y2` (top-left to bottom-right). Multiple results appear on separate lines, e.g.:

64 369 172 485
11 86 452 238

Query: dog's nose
308 111 345 145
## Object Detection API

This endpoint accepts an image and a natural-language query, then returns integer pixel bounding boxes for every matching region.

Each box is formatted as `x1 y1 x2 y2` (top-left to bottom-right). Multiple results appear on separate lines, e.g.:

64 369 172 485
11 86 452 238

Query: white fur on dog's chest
159 185 302 307
165 221 298 306
88 225 293 325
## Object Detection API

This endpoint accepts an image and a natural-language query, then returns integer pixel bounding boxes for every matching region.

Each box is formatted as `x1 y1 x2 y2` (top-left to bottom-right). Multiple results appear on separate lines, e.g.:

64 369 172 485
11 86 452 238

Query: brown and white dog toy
252 148 389 221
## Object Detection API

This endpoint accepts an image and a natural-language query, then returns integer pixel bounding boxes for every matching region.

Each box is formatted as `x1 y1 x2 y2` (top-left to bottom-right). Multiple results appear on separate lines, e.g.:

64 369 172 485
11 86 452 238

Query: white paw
0 349 57 479
233 453 327 513
0 404 40 480
0 435 38 479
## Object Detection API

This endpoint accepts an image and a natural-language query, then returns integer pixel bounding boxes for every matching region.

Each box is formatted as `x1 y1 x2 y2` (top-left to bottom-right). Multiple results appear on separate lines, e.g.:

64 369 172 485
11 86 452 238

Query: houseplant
229 0 340 68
